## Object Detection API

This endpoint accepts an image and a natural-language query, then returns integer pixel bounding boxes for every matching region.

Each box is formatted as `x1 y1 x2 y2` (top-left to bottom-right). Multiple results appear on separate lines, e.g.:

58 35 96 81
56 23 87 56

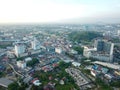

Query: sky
0 0 120 23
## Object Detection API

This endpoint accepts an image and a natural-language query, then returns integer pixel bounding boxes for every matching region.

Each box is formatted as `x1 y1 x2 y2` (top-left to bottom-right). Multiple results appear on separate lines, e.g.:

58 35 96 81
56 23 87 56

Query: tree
16 57 24 61
68 31 103 43
110 81 120 87
95 78 112 90
73 46 84 55
8 82 19 90
30 85 43 90
27 58 39 67
59 61 71 69
8 81 27 90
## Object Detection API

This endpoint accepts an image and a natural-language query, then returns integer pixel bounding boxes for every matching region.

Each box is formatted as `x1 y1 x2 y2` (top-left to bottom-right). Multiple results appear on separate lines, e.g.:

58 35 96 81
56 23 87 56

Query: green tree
30 85 43 90
69 31 103 43
16 57 24 61
110 81 120 87
8 81 27 90
27 58 39 67
73 46 84 55
8 82 19 90
95 78 112 90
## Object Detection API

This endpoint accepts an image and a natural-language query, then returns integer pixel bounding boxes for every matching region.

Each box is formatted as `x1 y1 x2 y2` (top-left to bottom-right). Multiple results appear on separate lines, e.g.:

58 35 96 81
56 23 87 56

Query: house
31 78 41 86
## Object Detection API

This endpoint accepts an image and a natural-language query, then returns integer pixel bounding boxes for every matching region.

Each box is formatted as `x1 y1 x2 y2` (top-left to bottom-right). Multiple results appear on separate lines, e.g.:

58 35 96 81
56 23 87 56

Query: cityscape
0 0 120 90
0 24 119 90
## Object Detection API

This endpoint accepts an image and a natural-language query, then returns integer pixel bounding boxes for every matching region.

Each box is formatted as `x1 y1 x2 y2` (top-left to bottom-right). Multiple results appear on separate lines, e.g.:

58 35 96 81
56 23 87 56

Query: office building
83 40 114 62
15 43 26 57
94 39 114 55
31 37 40 50
118 30 120 36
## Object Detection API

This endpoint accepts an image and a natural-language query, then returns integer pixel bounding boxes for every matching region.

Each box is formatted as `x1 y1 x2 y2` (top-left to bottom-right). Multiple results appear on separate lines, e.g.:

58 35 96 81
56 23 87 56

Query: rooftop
92 61 120 70
0 78 13 88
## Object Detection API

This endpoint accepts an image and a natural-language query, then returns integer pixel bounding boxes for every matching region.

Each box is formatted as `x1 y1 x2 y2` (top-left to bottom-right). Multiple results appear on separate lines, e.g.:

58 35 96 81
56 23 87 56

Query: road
8 63 24 77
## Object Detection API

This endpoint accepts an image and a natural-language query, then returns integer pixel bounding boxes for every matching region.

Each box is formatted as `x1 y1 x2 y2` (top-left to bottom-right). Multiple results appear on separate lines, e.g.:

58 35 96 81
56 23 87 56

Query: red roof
31 78 38 83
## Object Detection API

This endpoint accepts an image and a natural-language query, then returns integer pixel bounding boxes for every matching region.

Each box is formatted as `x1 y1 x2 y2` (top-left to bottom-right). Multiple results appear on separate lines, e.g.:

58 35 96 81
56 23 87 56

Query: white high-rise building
31 37 40 50
118 30 120 36
15 43 26 57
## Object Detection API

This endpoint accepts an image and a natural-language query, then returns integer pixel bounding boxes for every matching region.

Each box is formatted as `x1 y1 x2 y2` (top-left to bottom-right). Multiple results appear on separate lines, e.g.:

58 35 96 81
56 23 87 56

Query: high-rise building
118 30 120 36
94 39 114 54
94 40 104 51
94 39 114 62
31 37 40 50
113 45 120 63
15 43 26 57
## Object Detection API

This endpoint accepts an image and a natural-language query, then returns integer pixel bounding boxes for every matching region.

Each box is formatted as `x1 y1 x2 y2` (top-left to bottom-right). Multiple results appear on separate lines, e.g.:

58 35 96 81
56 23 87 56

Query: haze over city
0 0 120 23
0 0 120 90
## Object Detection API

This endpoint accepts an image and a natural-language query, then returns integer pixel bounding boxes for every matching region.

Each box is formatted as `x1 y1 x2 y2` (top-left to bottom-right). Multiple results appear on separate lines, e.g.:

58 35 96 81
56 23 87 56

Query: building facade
15 43 26 57
83 39 114 62
31 37 40 50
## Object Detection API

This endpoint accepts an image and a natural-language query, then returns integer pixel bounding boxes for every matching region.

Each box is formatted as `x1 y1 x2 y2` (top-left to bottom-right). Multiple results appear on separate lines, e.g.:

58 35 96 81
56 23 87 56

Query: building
7 51 15 58
118 30 120 36
17 61 26 69
83 46 96 58
94 39 114 62
90 52 112 62
113 45 120 63
83 40 114 62
25 57 32 62
55 47 62 54
59 80 65 85
94 40 104 52
94 39 114 55
0 78 13 88
69 49 78 55
92 61 120 70
15 43 26 57
31 37 40 50
72 62 81 67
46 46 55 53
31 78 41 86
0 65 6 72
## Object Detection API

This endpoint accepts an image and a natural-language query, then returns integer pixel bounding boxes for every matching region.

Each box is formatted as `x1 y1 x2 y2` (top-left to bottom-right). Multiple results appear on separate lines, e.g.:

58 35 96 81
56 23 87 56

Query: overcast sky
0 0 120 23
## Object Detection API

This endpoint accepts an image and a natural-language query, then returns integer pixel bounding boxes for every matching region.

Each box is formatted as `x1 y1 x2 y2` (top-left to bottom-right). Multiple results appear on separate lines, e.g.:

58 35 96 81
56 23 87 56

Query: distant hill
68 31 103 43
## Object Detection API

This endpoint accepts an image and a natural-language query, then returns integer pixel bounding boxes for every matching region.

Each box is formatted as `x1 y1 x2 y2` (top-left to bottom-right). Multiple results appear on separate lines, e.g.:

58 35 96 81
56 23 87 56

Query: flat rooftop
92 61 120 70
0 78 13 88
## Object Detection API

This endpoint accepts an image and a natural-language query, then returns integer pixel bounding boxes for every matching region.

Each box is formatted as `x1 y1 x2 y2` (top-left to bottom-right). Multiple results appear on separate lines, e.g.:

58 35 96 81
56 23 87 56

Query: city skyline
0 0 120 23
